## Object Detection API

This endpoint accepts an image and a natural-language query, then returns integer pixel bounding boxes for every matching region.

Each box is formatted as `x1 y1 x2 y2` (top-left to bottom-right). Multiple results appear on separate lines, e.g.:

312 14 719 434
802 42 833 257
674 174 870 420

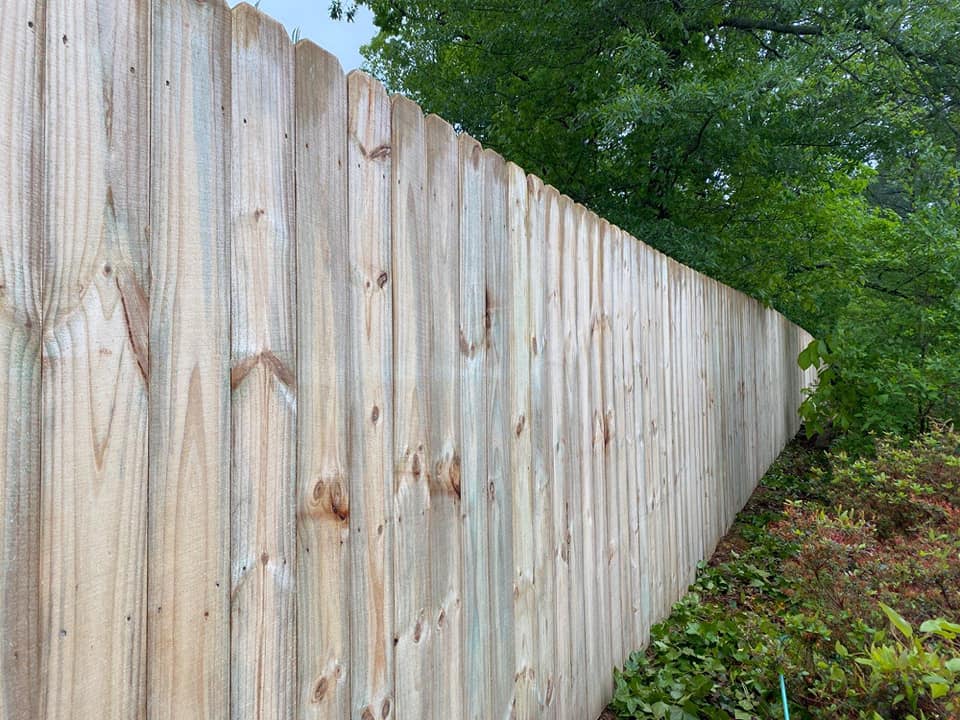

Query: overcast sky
235 1 378 72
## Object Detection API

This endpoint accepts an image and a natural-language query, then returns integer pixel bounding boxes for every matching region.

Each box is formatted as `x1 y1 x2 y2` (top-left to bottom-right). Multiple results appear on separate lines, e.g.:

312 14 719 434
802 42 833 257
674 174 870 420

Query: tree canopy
333 0 960 443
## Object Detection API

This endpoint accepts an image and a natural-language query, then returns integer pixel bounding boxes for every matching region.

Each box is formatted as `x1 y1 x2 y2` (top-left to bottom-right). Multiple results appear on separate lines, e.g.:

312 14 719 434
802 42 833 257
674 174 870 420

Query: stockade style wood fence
0 1 816 718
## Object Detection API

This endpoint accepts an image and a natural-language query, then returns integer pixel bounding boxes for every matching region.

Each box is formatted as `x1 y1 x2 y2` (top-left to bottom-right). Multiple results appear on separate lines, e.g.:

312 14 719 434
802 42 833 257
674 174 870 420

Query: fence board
544 185 570 719
507 162 536 720
147 1 231 717
0 2 42 717
229 7 296 719
346 70 394 720
483 148 516 719
293 40 350 719
586 211 611 711
40 1 150 717
391 93 433 720
424 113 464 719
563 198 587 716
527 175 556 717
627 238 650 645
458 133 489 720
601 221 624 669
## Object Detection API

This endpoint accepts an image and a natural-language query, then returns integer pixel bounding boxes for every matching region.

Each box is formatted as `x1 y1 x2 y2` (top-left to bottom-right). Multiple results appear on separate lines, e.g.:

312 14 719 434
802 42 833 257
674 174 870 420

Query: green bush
610 429 960 719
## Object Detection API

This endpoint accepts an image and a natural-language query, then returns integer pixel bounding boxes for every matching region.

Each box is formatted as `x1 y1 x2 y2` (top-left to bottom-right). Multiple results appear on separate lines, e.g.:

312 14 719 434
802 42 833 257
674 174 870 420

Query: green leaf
880 603 913 639
798 340 820 370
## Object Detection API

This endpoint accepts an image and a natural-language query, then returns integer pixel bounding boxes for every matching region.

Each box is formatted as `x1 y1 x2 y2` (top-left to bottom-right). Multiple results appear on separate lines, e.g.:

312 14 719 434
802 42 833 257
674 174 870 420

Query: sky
235 1 378 72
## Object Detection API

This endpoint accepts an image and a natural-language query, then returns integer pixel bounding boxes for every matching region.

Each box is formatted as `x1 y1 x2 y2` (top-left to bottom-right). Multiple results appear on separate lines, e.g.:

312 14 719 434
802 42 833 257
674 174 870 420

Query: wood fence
0 1 816 718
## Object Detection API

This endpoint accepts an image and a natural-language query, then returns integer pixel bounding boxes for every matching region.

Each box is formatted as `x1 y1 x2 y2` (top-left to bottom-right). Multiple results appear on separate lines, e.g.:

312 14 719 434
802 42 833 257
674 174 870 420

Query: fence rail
0 1 816 718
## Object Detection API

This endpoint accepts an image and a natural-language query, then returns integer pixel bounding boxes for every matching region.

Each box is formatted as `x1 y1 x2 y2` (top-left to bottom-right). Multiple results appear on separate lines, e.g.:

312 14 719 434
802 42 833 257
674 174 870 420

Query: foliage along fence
0 1 816 718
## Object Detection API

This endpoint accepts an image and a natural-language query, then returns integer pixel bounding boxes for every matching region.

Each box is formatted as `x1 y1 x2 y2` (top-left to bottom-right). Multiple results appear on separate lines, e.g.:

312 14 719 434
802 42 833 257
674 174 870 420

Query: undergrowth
610 425 960 719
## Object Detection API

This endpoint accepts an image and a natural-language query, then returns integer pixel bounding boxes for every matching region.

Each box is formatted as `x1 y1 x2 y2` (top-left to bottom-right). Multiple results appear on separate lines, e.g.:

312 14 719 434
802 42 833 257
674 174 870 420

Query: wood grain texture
543 185 569 719
458 132 489 720
40 1 150 717
293 40 350 720
148 1 231 718
626 237 650 646
458 133 490 720
482 148 516 720
564 199 587 716
507 162 536 720
229 6 296 719
346 70 395 720
0 1 42 717
391 93 433 719
526 175 556 717
585 210 610 712
424 113 464 719
602 222 625 666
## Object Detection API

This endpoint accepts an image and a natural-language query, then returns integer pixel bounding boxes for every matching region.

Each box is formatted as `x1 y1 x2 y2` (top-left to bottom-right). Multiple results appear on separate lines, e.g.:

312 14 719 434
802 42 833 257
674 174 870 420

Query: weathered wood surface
294 39 351 720
424 112 464 719
346 70 394 720
40 1 150 717
3 4 820 717
483 148 516 720
391 93 432 720
0 2 42 718
459 132 489 720
229 6 296 719
508 162 536 720
147 2 231 718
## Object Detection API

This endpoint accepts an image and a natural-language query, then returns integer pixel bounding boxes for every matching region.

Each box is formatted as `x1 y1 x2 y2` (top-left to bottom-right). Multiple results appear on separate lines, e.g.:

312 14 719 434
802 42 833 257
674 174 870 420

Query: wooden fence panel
459 133 489 720
424 112 464 719
587 214 612 710
346 70 394 720
0 2 42 717
507 162 536 720
483 148 516 719
147 2 231 717
544 185 570 719
527 175 556 717
40 1 150 717
229 7 296 719
623 236 647 648
602 222 625 667
293 40 351 719
391 93 433 720
563 198 587 715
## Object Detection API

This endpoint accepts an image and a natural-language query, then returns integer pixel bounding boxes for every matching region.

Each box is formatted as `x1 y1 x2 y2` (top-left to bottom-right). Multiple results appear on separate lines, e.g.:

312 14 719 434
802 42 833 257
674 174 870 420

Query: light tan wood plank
526 175 556 717
543 185 569 719
585 210 610 713
229 6 296 719
424 113 464 719
599 220 622 673
391 93 433 719
294 40 351 720
0 2 42 717
459 132 489 720
147 1 231 717
346 70 394 720
564 199 587 715
626 237 649 646
483 148 516 719
507 161 535 720
40 2 150 717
